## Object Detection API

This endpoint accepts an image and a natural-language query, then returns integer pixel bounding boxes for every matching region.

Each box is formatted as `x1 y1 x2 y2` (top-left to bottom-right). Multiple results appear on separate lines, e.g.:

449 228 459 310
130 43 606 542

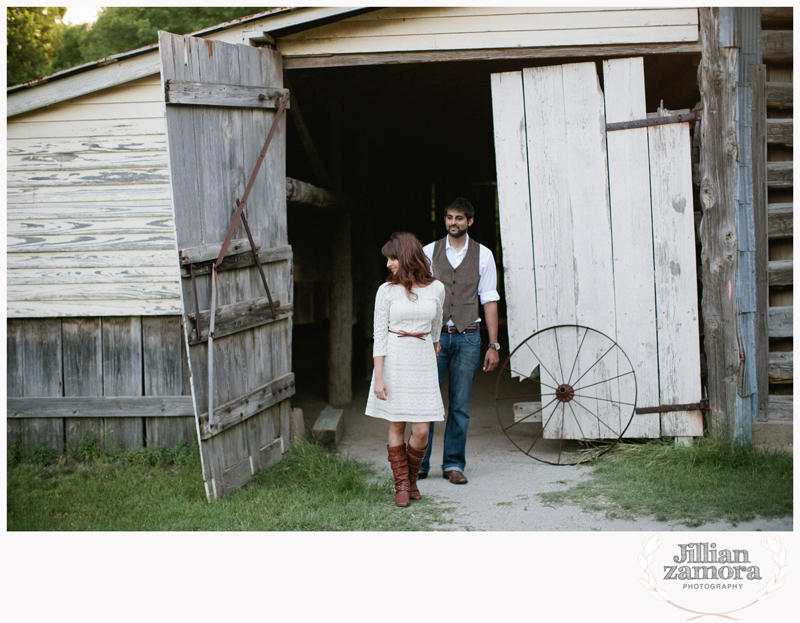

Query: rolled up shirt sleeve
478 246 500 305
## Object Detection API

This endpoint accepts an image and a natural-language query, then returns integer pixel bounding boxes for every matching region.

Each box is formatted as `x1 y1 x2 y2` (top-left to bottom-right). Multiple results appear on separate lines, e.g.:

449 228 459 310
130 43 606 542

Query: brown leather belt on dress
442 323 479 333
389 329 430 340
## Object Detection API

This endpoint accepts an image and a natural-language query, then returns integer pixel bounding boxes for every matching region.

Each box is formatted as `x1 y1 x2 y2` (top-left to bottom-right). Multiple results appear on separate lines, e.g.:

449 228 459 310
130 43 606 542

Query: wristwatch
488 343 501 351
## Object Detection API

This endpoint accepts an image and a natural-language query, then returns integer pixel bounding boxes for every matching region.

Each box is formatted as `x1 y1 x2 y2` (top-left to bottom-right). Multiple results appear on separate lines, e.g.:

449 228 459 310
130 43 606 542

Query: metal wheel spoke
503 397 559 431
566 326 588 385
496 392 555 401
571 394 636 407
557 404 565 464
572 397 620 437
554 329 566 384
566 400 587 441
570 343 618 388
526 401 561 453
506 367 559 392
524 341 560 387
572 370 634 393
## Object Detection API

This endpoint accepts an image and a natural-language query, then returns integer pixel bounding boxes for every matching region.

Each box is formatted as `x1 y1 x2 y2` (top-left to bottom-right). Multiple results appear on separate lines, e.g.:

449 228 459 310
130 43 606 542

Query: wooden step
769 306 793 338
768 203 793 239
312 405 344 449
768 395 794 421
763 30 793 63
766 82 793 109
768 259 793 286
767 119 793 146
768 161 793 188
768 352 793 384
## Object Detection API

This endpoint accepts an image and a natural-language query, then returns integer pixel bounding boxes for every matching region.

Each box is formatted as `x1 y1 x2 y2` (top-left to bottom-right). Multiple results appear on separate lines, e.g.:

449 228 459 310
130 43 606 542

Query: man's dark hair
444 197 474 220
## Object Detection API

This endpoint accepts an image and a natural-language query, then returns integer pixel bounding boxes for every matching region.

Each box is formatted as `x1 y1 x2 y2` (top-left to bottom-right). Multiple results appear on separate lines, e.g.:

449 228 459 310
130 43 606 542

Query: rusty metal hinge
606 111 697 133
635 399 709 415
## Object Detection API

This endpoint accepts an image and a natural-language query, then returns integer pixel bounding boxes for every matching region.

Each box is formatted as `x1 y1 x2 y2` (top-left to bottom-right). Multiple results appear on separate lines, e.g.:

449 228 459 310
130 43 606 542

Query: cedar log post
697 8 740 437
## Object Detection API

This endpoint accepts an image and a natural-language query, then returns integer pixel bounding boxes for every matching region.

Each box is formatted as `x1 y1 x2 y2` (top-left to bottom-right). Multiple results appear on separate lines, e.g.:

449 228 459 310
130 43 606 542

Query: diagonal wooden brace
215 91 290 269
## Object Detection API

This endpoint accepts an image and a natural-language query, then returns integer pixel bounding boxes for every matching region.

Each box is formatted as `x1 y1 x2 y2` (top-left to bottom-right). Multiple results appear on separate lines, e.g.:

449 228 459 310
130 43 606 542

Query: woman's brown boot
387 444 411 507
406 442 427 501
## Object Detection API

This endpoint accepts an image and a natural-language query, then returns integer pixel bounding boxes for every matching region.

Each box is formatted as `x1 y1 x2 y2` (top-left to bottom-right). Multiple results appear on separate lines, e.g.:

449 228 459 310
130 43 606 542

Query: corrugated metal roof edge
7 7 366 93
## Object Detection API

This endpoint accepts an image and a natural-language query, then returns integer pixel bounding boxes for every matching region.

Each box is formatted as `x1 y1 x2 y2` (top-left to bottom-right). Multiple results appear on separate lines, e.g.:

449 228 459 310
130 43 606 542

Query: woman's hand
434 342 441 359
374 378 388 401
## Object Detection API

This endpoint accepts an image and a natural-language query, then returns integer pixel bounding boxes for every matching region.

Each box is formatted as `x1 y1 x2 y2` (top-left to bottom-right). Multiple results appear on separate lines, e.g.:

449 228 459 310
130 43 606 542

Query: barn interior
284 53 702 401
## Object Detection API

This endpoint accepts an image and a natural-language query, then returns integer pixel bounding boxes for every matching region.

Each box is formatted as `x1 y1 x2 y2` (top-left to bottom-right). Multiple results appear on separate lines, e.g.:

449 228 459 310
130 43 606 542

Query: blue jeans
421 330 482 474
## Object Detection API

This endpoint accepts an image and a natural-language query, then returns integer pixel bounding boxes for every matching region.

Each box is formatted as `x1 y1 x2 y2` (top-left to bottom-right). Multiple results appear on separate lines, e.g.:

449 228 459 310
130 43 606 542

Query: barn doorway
284 54 701 407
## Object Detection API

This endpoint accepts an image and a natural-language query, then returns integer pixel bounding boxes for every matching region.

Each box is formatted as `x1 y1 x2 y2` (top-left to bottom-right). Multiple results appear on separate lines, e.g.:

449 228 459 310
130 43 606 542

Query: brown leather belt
389 329 430 340
442 323 479 333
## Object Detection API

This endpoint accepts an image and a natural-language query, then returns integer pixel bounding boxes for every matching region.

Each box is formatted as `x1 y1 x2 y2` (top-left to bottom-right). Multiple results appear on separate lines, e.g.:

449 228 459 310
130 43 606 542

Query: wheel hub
555 383 575 403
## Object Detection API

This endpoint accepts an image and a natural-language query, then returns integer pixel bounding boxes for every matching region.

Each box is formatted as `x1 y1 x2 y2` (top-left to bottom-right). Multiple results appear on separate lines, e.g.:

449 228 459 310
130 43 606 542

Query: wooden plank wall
762 8 794 421
7 316 194 452
278 7 699 56
6 75 181 318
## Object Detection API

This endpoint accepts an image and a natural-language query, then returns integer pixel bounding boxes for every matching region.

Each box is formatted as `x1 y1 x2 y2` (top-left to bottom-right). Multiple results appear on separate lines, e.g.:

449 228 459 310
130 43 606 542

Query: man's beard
449 225 468 238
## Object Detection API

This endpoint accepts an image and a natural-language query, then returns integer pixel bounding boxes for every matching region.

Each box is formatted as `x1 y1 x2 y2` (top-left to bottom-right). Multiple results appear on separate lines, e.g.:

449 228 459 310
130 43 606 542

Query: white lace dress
365 281 445 422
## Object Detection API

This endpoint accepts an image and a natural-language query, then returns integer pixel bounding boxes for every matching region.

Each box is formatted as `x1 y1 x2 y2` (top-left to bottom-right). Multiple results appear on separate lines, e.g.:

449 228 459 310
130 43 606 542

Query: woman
365 232 445 507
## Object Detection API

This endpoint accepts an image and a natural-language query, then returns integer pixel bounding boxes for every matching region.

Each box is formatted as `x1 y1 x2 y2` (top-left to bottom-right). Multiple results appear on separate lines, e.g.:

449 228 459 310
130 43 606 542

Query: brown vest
432 237 480 333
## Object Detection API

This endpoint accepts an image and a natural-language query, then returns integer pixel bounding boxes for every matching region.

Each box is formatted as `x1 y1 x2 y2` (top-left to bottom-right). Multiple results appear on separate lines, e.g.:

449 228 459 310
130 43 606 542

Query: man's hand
483 347 499 372
434 342 442 359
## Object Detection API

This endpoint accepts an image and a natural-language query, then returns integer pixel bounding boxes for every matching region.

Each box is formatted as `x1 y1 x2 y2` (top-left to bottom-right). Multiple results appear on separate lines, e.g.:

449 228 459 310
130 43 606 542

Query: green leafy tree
7 7 66 86
49 21 90 74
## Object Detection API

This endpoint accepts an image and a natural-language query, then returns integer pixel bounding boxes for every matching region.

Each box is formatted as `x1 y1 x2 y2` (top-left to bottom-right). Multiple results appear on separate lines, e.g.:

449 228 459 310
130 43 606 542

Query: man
420 197 500 484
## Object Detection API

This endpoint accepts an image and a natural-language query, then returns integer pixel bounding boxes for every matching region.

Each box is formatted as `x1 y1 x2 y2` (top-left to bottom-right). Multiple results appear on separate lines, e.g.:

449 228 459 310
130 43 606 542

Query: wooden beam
178 237 258 265
766 82 793 109
767 162 793 188
187 300 292 345
768 203 793 239
283 71 332 189
768 306 793 338
180 244 292 278
761 8 794 28
283 42 702 69
767 119 793 146
165 80 289 109
7 396 194 418
768 352 793 384
768 259 793 286
762 30 793 63
697 8 740 437
198 372 295 439
751 64 769 425
767 395 793 420
286 177 348 208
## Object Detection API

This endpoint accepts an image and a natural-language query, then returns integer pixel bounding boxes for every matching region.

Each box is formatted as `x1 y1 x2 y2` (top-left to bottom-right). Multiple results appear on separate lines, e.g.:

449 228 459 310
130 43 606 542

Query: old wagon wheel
495 325 637 465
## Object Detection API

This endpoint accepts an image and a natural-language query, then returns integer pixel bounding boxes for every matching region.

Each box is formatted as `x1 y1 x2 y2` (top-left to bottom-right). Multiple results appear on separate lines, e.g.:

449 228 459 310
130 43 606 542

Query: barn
7 7 793 498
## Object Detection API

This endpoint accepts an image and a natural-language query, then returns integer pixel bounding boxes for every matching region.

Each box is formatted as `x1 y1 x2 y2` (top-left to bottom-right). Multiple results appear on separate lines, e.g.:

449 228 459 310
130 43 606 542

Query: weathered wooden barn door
159 32 294 501
492 58 702 440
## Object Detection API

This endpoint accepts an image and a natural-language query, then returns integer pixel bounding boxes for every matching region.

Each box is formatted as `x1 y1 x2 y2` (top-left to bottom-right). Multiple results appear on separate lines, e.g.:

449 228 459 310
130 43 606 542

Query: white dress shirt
423 234 500 326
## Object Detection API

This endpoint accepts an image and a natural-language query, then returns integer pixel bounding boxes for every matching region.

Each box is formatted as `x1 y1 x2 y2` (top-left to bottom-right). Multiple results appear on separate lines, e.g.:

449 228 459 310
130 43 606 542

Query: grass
7 436 451 531
538 436 793 527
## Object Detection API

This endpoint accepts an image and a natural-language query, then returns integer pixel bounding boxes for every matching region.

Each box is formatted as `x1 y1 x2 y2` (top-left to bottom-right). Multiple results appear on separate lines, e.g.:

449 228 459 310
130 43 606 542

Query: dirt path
295 370 792 532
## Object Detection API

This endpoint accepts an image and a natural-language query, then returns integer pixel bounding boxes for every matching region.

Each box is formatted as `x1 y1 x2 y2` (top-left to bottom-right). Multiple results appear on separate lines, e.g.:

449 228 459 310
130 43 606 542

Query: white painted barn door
491 58 702 439
159 32 294 501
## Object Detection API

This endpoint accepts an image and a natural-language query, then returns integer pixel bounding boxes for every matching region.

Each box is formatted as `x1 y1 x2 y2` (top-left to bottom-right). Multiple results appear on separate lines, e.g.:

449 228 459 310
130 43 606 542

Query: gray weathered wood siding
7 75 181 318
7 316 193 451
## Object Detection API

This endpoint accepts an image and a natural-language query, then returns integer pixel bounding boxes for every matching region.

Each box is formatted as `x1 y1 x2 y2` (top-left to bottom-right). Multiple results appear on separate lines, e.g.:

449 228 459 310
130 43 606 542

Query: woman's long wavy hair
382 232 435 300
